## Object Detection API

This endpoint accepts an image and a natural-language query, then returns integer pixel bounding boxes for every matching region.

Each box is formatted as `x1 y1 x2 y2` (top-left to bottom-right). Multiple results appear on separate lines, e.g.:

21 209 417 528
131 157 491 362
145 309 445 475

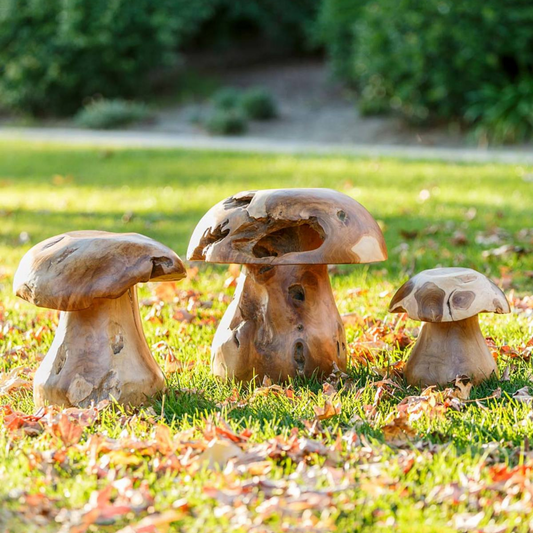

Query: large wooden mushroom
14 231 186 407
389 267 510 386
188 189 387 382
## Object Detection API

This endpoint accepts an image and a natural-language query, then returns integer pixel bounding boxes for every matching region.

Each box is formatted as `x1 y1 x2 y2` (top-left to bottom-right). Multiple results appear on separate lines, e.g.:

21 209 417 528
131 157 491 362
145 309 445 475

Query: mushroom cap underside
187 188 387 265
14 230 186 311
389 267 510 322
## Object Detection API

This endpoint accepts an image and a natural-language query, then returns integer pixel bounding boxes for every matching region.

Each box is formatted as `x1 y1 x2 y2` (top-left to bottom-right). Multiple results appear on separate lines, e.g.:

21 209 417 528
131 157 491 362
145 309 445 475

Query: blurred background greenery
0 0 532 144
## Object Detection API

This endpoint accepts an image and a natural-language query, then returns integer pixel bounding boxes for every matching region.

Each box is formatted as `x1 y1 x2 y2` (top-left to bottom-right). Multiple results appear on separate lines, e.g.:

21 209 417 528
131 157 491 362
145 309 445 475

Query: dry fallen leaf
313 400 342 421
452 511 484 531
173 308 195 323
49 412 84 447
500 366 511 381
116 510 185 533
512 387 533 403
381 413 417 444
0 367 32 396
452 375 472 401
197 439 244 470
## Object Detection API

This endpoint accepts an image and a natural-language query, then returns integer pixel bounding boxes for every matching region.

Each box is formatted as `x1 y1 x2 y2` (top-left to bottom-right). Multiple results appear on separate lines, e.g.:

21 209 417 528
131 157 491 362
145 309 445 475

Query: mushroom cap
187 188 387 265
389 267 510 322
14 231 186 311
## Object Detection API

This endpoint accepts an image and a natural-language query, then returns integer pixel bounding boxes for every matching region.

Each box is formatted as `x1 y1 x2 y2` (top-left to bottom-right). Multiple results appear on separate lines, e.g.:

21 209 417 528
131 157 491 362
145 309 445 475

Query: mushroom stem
405 315 498 386
212 264 347 382
34 288 165 407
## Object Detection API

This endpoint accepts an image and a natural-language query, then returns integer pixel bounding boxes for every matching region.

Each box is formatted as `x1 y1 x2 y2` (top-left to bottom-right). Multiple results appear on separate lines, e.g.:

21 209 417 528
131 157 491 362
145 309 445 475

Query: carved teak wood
13 231 186 407
188 189 387 382
389 267 510 386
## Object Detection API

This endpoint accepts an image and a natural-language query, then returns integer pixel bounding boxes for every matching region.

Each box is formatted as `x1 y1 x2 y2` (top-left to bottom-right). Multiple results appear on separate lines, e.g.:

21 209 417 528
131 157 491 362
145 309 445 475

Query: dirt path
3 127 533 164
2 60 533 160
151 61 530 149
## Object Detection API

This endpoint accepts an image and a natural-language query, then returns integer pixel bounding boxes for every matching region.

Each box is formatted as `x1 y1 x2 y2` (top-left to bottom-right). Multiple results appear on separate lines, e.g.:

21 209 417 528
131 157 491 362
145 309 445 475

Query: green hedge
0 0 215 115
353 0 533 124
313 0 363 82
207 0 319 51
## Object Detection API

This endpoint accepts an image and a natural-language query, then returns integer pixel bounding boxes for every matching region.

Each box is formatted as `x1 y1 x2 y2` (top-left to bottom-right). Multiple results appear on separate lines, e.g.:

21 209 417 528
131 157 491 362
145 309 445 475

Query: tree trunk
212 264 347 382
405 315 497 386
34 288 165 407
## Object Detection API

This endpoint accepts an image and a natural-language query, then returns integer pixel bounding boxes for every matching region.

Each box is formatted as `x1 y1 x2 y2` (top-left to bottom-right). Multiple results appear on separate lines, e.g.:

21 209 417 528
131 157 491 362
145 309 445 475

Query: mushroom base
405 315 498 387
34 288 165 407
212 264 347 382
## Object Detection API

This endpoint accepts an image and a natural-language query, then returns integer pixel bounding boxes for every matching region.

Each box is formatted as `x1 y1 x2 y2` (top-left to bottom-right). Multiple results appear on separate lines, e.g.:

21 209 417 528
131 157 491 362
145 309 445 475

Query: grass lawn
0 141 532 532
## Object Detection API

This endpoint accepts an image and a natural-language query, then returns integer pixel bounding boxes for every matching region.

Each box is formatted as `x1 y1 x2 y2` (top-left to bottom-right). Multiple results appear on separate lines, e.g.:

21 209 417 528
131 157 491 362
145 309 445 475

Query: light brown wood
404 316 498 386
389 267 509 322
389 267 509 387
188 188 387 383
34 288 165 407
187 189 387 265
14 231 186 407
14 231 186 311
211 264 347 382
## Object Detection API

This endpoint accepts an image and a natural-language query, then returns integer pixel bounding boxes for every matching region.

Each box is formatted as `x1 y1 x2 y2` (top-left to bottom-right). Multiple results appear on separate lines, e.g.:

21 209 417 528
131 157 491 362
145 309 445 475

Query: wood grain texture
34 288 165 408
404 316 498 386
14 230 185 407
211 264 347 382
14 230 186 311
389 267 509 322
187 189 387 265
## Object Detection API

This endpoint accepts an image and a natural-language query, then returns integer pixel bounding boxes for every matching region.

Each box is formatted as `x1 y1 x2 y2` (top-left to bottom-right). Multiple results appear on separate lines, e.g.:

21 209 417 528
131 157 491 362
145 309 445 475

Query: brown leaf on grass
452 512 484 531
162 349 195 374
322 382 337 397
450 230 468 246
247 376 295 403
313 400 341 421
17 492 59 525
154 424 175 456
48 412 83 446
116 510 185 533
0 366 32 396
373 360 406 380
67 479 155 532
500 365 511 381
173 308 195 323
452 375 473 401
381 413 417 444
489 387 502 399
512 386 533 403
197 439 244 470
2 405 45 437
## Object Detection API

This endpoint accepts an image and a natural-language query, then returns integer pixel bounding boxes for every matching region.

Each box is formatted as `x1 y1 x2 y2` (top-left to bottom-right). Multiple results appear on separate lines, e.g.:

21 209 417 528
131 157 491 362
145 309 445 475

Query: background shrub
74 99 151 129
204 109 247 135
313 0 364 83
0 0 215 115
241 88 277 120
353 0 533 124
465 77 533 144
211 87 242 111
194 0 319 53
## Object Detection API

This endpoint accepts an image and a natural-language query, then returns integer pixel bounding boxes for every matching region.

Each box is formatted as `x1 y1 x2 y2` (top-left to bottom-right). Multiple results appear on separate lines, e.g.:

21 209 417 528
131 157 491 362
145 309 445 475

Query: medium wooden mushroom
389 267 510 386
14 231 186 407
188 188 387 382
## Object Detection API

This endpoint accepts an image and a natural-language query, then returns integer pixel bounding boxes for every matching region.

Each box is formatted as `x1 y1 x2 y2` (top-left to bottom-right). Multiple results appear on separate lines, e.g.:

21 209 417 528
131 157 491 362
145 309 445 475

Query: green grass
0 141 532 532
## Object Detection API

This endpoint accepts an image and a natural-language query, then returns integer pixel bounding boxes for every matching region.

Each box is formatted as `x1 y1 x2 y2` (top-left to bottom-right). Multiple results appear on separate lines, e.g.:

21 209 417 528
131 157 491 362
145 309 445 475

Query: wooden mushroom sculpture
188 188 387 382
14 231 186 407
389 267 510 386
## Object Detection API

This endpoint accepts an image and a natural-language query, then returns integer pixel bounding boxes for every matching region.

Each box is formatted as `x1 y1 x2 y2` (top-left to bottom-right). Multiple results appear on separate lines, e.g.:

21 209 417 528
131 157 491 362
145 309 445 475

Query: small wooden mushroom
188 189 387 382
14 231 186 407
389 267 510 386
